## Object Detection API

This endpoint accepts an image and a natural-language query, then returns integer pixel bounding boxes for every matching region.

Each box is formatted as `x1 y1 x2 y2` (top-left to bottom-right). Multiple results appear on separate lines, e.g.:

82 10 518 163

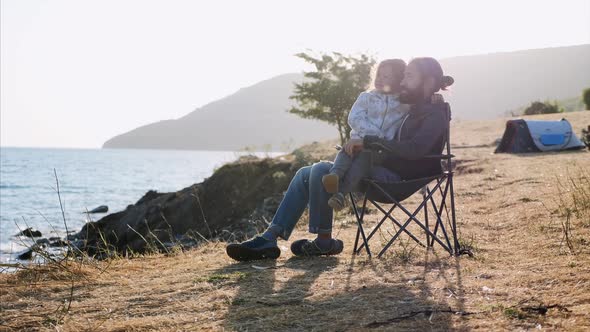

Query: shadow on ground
212 250 467 331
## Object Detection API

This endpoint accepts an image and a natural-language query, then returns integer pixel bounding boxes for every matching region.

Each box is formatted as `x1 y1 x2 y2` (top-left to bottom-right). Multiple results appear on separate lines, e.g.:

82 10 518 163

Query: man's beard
399 87 423 104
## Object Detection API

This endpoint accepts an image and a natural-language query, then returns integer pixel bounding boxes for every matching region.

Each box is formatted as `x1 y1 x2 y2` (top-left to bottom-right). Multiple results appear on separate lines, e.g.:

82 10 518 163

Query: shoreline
0 150 287 267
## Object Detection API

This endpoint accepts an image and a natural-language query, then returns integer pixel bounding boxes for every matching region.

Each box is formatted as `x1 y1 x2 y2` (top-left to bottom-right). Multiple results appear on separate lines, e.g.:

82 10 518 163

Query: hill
103 73 339 152
439 44 589 119
103 44 590 151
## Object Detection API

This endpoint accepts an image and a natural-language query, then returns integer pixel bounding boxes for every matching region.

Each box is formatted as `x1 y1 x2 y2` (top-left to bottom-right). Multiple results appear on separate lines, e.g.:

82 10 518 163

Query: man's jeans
268 160 400 240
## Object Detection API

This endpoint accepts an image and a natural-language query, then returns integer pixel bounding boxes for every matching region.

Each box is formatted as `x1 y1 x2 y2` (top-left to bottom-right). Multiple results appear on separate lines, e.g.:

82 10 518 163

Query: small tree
289 52 375 145
523 101 563 115
583 88 590 110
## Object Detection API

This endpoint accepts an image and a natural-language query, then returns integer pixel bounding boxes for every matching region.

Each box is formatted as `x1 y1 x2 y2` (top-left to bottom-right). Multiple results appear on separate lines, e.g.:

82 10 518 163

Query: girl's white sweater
348 90 408 140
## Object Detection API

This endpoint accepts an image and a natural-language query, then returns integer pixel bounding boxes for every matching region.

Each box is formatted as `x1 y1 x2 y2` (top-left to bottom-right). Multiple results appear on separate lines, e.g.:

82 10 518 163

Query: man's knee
293 165 313 186
295 165 312 177
312 161 333 174
307 161 333 185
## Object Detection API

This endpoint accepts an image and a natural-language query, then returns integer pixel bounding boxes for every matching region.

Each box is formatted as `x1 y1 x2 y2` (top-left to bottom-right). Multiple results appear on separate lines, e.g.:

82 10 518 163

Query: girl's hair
372 59 406 93
409 57 454 92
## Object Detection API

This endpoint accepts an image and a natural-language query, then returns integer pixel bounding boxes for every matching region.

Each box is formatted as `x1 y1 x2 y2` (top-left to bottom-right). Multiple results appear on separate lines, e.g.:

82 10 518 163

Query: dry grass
1 111 589 331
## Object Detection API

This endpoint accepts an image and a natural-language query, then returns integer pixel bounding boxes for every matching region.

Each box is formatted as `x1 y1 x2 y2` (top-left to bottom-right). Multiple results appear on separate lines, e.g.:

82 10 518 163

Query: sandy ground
1 111 589 331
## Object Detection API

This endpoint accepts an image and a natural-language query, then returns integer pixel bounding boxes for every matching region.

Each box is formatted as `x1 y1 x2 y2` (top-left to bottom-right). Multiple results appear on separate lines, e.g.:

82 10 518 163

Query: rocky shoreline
15 144 334 261
10 139 482 261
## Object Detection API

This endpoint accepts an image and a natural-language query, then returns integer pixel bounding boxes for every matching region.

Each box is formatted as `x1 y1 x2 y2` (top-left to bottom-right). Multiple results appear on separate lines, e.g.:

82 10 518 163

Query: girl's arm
348 93 383 139
363 107 447 160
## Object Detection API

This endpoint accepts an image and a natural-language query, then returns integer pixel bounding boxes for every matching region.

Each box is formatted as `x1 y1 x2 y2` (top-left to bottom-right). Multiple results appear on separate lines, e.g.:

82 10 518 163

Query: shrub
554 168 590 254
583 88 590 110
523 101 563 115
582 125 590 149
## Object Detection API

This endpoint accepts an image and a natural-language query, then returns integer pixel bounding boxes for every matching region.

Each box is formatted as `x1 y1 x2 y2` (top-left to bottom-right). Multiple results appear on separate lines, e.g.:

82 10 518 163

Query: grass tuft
553 167 590 254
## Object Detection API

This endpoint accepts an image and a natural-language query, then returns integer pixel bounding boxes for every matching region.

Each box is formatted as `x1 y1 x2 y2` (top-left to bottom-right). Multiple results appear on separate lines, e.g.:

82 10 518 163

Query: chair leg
449 173 460 255
353 228 361 254
424 187 430 248
351 192 371 257
377 197 433 257
370 202 425 248
355 205 388 254
373 180 452 256
427 182 453 251
351 193 361 254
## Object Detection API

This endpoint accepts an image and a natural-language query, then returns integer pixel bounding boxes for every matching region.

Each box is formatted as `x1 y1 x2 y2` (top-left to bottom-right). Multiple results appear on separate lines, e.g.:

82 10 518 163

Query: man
226 57 453 261
346 57 454 180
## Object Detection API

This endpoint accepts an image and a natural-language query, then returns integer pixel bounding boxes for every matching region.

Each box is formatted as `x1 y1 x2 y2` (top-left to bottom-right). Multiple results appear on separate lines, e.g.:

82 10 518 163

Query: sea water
0 147 283 264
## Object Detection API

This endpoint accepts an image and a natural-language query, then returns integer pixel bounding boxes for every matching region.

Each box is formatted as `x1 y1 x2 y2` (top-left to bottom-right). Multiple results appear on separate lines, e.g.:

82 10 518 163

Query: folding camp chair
351 102 459 258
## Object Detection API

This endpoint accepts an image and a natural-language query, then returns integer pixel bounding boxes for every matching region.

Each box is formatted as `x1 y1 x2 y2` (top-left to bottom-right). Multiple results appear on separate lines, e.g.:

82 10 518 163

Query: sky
1 0 589 148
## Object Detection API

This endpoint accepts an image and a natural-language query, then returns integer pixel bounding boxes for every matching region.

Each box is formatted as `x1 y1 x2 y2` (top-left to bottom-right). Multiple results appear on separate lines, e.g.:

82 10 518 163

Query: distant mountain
103 44 590 151
439 44 590 120
103 73 338 152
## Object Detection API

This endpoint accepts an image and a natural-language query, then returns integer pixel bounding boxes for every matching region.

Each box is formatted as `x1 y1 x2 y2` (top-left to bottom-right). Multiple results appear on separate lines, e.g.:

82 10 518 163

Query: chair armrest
368 143 454 159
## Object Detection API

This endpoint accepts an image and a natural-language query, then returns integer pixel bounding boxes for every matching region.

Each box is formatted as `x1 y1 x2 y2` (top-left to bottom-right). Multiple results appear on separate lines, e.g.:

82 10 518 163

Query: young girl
322 59 409 210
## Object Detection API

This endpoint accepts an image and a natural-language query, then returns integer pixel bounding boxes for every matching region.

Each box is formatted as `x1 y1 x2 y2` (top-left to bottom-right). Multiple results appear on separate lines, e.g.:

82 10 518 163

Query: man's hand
344 139 364 156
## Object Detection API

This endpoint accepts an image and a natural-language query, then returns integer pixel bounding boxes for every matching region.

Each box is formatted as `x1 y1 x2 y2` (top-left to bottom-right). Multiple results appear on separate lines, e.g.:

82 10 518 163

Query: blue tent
495 119 586 153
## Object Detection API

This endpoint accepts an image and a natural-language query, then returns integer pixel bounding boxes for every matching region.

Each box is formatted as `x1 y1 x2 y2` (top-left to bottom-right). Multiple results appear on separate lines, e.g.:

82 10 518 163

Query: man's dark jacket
363 102 448 180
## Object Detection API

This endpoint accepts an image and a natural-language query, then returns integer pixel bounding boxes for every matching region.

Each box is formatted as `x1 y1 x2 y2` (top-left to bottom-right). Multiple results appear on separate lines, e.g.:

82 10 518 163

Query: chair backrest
365 102 454 204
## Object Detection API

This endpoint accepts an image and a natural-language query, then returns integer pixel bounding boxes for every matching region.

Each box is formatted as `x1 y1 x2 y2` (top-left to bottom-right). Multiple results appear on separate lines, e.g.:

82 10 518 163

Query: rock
87 205 108 214
36 238 50 245
71 157 297 257
17 249 34 260
161 234 199 250
15 228 42 238
69 240 87 250
49 239 69 247
249 193 284 223
135 190 166 205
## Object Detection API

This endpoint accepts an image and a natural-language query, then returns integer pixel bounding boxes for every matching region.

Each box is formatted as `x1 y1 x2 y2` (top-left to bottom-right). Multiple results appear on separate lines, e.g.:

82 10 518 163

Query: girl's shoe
351 192 365 203
322 174 339 194
328 193 346 211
